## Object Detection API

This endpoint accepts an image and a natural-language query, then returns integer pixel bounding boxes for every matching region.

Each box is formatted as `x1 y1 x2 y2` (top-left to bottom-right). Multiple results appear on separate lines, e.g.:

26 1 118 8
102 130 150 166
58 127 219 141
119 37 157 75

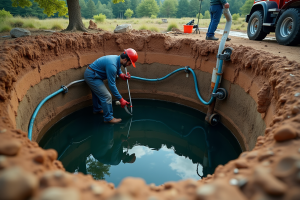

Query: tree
124 8 133 18
160 0 177 18
112 0 131 19
8 0 123 32
240 0 253 15
96 1 114 18
85 0 98 18
11 0 68 16
86 155 111 180
79 0 88 18
188 0 200 18
136 0 159 17
227 0 246 15
196 13 203 19
176 0 189 18
203 10 210 19
130 0 139 17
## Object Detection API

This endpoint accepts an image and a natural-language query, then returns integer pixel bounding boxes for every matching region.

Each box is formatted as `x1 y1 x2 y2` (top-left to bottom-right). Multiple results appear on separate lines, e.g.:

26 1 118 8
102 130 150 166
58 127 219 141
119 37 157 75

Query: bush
0 9 13 18
94 14 106 23
10 20 24 27
124 9 134 19
203 10 210 19
150 15 157 19
39 26 48 30
196 13 203 19
167 22 178 31
0 25 12 32
149 26 159 32
156 20 162 24
139 25 148 30
232 13 240 21
51 24 63 30
23 22 35 28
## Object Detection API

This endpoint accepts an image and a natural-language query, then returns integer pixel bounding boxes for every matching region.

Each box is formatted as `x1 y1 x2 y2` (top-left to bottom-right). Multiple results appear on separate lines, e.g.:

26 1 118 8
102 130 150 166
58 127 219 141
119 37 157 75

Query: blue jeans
206 4 223 37
84 68 114 122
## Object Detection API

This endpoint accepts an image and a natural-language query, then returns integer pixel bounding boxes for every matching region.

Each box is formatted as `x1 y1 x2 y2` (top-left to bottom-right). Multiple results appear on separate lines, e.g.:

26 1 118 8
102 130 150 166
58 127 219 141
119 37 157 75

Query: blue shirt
89 55 123 100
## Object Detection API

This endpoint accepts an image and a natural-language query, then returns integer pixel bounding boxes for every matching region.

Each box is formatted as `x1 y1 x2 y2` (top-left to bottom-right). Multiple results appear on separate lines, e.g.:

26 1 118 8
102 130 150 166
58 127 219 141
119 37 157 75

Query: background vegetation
0 0 254 32
1 0 253 20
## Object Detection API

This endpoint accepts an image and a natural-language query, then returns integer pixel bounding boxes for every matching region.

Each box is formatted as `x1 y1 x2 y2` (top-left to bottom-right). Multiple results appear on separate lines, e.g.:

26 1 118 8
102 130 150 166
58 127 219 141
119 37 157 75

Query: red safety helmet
124 48 138 68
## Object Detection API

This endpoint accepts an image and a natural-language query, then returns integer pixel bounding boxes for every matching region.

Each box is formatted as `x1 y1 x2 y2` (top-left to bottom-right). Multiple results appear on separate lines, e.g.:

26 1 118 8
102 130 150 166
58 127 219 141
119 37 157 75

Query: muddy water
39 99 241 186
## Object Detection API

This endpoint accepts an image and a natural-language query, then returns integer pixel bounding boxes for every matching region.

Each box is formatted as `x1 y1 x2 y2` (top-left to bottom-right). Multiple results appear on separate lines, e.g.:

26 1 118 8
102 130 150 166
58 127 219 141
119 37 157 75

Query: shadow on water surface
39 99 242 186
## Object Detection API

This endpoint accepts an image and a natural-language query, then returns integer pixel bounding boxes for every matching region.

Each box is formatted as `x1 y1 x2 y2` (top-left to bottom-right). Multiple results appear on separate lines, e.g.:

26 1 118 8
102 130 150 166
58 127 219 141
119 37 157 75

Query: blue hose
132 60 223 105
28 88 64 141
28 61 224 140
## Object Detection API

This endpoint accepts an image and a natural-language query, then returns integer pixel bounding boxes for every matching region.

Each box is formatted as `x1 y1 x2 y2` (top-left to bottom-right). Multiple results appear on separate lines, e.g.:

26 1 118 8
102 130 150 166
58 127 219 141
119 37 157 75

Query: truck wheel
275 8 300 46
247 10 268 40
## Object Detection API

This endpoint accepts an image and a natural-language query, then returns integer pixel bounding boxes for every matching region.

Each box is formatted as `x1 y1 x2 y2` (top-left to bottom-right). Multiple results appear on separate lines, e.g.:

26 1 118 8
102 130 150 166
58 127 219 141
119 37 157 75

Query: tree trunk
64 0 87 32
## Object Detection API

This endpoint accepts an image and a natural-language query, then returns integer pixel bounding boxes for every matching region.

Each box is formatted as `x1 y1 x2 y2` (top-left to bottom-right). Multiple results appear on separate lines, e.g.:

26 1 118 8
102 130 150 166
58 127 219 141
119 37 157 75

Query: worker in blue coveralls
84 48 138 124
206 0 231 41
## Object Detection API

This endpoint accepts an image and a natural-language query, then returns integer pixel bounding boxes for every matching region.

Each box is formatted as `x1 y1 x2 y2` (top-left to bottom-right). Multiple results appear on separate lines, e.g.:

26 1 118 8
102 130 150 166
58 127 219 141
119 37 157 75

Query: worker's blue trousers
84 68 114 122
206 4 223 37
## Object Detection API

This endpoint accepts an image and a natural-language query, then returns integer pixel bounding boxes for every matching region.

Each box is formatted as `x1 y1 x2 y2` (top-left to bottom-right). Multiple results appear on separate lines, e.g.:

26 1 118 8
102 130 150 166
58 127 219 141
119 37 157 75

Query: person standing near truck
84 48 138 124
206 0 231 41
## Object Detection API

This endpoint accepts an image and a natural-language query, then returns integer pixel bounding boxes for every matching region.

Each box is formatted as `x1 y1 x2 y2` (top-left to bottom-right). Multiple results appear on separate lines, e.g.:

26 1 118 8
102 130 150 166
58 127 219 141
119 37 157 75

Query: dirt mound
0 31 300 200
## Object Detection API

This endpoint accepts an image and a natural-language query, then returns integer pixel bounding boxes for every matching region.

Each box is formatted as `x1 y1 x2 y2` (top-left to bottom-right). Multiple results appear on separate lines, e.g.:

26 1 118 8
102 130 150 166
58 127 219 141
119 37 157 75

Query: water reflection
40 100 241 186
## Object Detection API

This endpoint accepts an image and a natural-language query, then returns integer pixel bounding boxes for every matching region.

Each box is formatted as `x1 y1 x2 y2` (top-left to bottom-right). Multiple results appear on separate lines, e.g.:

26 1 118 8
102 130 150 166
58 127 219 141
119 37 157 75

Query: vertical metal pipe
206 7 232 124
125 67 133 113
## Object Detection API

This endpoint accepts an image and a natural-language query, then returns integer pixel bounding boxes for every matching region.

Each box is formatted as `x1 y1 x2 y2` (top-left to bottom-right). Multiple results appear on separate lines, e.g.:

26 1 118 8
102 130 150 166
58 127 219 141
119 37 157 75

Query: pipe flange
61 85 68 94
209 113 220 126
221 47 234 61
216 88 228 100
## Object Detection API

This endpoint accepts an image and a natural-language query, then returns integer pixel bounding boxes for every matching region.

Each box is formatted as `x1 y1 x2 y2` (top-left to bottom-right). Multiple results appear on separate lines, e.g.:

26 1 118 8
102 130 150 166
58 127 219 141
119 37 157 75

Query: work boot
93 110 104 114
226 37 231 41
206 36 219 41
105 118 122 124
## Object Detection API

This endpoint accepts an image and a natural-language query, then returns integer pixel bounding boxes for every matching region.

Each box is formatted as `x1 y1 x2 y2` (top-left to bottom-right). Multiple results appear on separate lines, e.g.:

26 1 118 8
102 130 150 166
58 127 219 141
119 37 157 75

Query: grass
51 24 63 30
0 25 11 32
167 22 178 31
23 22 36 28
139 25 148 30
149 26 159 32
0 16 249 33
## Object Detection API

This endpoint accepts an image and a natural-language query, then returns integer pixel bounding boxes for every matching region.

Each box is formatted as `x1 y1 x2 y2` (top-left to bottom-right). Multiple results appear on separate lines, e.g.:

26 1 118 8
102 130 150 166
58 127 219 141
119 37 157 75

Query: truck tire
275 8 300 46
247 10 268 40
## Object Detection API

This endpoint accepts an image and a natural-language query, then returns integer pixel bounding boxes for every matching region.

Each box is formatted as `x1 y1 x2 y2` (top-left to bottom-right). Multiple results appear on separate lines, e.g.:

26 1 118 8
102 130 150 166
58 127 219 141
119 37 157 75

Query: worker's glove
119 72 131 81
120 98 130 108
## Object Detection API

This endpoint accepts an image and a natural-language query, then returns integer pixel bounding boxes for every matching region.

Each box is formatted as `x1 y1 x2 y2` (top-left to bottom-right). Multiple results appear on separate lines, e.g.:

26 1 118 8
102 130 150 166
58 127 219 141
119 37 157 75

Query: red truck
246 0 300 46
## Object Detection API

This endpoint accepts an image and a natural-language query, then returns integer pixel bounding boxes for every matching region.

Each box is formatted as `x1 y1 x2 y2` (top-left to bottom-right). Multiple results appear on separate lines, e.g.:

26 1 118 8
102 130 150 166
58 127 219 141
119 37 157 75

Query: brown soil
0 30 300 200
1 29 300 63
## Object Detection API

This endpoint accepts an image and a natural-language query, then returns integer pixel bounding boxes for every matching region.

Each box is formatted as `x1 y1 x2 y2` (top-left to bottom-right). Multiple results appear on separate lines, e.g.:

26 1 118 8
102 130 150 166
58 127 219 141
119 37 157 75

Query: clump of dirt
0 31 300 200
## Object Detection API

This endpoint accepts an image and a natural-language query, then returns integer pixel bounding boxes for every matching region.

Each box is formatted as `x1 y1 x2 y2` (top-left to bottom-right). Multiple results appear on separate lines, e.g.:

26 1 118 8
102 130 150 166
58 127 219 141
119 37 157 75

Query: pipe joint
61 85 68 94
185 66 190 77
217 52 231 61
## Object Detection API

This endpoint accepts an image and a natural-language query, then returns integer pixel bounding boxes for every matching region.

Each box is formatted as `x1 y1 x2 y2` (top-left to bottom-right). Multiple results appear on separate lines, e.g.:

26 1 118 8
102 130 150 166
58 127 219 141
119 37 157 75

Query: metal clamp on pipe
185 66 190 78
61 85 68 94
217 53 231 61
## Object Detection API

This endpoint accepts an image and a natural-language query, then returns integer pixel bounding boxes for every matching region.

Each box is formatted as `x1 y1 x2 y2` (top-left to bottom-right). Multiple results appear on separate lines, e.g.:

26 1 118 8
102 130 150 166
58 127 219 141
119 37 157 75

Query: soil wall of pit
11 33 274 151
17 60 265 151
1 31 300 200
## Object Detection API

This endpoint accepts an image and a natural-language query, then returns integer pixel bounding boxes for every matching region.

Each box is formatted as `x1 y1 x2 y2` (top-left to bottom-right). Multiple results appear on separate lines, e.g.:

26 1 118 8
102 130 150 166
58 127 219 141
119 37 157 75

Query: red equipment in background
245 0 300 45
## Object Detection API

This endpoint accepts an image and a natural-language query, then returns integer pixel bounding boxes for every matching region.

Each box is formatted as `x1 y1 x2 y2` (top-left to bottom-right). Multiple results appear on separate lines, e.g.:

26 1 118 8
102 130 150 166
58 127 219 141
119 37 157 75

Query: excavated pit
0 31 300 200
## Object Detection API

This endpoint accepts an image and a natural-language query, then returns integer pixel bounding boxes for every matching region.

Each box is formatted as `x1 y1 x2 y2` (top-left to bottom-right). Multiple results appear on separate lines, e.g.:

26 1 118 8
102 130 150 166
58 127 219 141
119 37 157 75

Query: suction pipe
28 79 85 141
206 7 232 123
